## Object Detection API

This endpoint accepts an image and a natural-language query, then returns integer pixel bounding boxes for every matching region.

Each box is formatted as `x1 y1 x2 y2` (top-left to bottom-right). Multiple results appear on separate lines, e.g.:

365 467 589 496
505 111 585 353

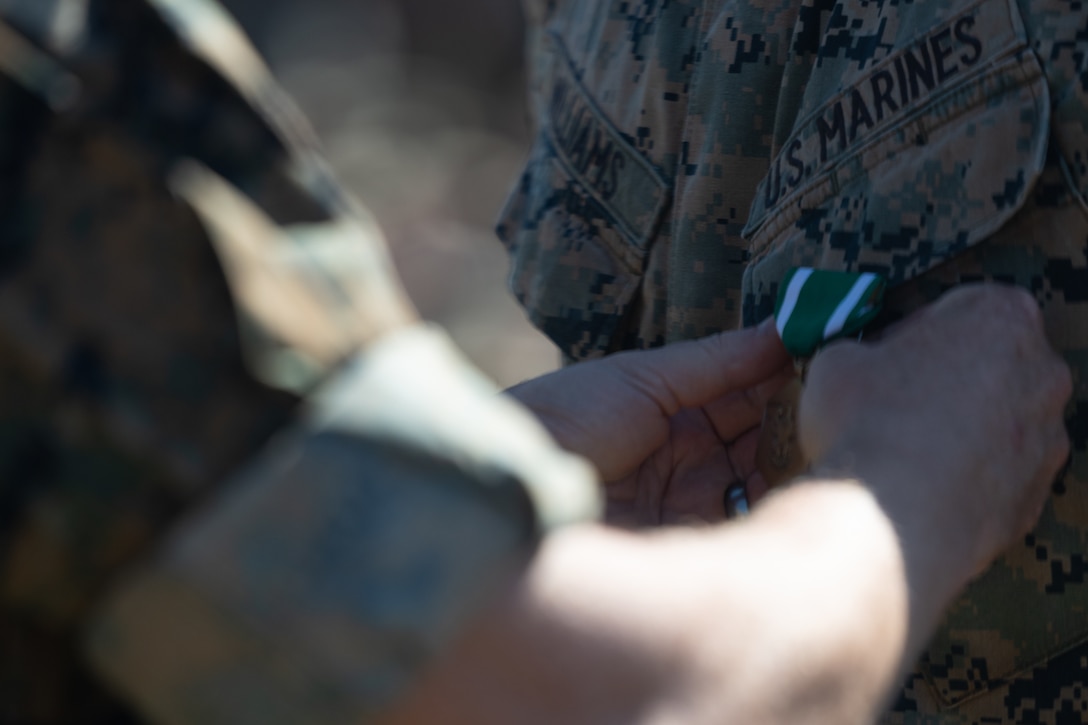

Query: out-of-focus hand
386 285 1072 725
507 320 792 527
800 283 1072 584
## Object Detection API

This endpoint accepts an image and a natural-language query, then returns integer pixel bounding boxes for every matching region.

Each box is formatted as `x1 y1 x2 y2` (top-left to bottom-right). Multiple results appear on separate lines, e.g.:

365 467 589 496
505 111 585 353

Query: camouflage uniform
0 0 599 723
502 0 1088 721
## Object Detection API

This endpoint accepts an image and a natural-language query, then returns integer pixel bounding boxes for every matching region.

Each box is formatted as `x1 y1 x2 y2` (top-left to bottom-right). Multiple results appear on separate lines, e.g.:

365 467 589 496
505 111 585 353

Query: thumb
610 318 791 412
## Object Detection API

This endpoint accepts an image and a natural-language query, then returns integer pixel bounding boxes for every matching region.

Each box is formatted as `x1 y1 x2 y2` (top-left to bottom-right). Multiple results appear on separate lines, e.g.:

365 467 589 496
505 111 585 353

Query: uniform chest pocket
496 33 670 361
739 0 1058 709
740 0 1050 323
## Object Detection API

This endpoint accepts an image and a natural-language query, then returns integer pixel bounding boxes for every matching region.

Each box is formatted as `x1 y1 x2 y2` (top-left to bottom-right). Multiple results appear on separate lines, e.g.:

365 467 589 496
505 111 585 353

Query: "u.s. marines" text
764 15 983 208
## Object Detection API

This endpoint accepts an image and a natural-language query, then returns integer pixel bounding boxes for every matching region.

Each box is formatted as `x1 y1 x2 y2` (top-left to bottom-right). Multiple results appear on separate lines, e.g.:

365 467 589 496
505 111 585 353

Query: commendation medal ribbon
755 268 887 490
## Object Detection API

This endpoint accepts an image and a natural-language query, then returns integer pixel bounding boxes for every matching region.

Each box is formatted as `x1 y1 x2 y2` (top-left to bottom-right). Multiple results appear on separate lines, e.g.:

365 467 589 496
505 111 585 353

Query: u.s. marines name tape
752 0 1023 220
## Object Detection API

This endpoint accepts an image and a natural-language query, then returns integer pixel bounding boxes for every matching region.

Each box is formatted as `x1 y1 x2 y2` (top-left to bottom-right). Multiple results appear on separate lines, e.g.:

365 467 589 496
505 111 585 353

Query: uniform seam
924 628 1088 710
543 31 671 255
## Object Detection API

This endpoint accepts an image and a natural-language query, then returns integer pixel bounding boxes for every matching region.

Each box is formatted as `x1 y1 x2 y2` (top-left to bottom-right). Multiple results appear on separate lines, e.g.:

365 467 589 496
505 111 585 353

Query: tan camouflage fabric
0 0 598 723
503 0 1088 721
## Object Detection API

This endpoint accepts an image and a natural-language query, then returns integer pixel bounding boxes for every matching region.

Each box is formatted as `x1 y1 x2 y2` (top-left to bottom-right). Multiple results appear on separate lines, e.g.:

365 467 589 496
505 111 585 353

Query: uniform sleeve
83 324 599 725
0 1 600 723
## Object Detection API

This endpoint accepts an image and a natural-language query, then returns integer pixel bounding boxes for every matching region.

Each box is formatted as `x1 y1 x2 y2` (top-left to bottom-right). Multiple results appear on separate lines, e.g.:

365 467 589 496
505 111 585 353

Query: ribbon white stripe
776 267 814 339
823 273 878 340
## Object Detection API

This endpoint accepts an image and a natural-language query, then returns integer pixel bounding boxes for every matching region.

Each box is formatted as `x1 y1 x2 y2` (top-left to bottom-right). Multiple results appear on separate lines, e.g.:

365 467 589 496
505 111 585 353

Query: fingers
660 456 733 526
800 281 1074 582
796 340 871 463
728 427 762 480
702 368 796 443
687 318 792 407
609 317 791 414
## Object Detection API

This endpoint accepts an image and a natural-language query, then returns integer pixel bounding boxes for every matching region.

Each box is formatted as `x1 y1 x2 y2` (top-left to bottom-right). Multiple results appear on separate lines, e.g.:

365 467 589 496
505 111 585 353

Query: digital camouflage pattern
0 0 598 723
504 0 1088 721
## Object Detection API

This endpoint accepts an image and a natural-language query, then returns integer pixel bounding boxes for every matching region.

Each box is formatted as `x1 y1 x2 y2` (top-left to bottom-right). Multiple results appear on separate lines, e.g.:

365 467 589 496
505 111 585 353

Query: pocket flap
739 0 1053 707
741 0 1050 326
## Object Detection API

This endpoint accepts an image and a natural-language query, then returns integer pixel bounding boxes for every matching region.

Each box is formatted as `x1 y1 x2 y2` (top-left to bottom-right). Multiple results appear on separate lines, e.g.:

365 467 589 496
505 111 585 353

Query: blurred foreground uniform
502 0 1088 722
0 0 597 723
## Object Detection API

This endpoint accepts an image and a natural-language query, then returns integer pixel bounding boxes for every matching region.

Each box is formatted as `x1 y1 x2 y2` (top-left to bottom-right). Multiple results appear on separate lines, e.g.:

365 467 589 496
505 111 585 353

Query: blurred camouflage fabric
0 0 597 723
502 0 1088 721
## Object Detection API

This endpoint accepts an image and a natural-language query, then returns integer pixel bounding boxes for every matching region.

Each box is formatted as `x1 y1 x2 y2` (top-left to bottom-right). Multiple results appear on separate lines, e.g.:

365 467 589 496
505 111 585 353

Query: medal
754 268 887 492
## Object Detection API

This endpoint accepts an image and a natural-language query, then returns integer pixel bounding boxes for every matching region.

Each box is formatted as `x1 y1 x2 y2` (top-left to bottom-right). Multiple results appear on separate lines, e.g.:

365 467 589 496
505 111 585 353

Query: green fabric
774 268 886 357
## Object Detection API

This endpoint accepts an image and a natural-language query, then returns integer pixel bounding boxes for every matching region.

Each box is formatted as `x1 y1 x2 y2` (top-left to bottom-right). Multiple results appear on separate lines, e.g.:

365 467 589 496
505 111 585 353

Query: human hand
799 283 1072 586
507 321 792 527
386 290 1069 725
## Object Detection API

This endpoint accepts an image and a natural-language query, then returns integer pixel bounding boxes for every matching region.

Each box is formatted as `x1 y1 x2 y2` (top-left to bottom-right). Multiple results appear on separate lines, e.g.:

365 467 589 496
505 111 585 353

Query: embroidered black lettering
893 56 910 107
568 118 591 168
904 42 935 100
817 102 847 163
749 9 1012 236
558 106 586 149
954 16 982 66
603 153 625 199
583 130 614 180
765 158 782 207
929 27 958 83
848 88 875 142
869 70 899 121
786 139 804 188
545 42 669 241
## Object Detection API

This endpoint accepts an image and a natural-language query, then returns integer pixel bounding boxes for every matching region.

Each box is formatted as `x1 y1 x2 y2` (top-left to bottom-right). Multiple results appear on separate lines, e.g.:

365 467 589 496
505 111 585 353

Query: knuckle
1053 358 1075 404
1055 429 1072 469
1041 427 1072 484
697 332 728 361
1004 286 1044 328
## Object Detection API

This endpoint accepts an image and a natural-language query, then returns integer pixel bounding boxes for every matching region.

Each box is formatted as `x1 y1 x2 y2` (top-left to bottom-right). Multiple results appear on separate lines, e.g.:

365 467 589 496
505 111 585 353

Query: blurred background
220 0 558 387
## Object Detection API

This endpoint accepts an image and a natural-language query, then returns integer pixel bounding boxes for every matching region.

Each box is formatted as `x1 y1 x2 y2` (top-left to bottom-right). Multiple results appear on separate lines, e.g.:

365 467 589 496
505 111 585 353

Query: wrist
667 483 911 724
809 447 977 628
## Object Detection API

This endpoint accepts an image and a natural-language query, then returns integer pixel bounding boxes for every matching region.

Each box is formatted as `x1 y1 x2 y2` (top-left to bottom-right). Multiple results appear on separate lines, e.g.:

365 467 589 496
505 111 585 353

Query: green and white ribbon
774 268 887 358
